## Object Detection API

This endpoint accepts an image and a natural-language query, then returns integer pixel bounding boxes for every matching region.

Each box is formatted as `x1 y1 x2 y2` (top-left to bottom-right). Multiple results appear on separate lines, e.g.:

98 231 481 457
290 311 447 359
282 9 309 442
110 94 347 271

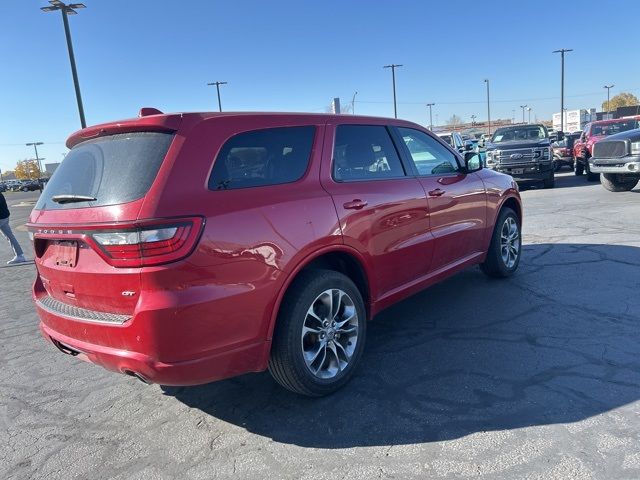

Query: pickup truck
484 124 555 188
573 117 640 181
589 128 640 192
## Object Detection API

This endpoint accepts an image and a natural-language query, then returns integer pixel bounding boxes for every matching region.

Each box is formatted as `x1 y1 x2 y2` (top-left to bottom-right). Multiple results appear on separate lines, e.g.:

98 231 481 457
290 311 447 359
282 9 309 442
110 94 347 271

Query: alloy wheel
500 217 520 269
301 289 359 379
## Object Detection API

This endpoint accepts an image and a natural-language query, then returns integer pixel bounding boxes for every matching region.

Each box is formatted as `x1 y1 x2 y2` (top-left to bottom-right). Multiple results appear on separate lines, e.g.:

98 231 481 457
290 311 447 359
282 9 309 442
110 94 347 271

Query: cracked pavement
1 174 639 479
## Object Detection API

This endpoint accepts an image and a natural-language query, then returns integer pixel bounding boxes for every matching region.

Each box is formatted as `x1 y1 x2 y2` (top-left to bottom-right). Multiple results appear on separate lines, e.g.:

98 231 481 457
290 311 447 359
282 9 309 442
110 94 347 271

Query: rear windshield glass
35 132 174 210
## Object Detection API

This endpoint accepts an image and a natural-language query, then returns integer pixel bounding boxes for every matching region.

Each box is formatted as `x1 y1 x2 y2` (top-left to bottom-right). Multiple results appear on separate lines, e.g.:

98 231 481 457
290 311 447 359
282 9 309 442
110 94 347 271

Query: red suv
29 110 522 396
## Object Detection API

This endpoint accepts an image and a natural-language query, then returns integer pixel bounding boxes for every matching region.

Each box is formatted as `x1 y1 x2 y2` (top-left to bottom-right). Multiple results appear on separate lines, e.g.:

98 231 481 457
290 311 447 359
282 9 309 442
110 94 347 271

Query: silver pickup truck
589 128 640 192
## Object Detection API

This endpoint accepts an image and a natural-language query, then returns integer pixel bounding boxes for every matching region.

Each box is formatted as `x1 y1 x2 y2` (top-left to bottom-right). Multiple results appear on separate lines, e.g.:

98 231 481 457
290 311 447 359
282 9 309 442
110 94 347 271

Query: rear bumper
553 155 573 164
32 271 276 385
39 320 269 386
590 155 640 174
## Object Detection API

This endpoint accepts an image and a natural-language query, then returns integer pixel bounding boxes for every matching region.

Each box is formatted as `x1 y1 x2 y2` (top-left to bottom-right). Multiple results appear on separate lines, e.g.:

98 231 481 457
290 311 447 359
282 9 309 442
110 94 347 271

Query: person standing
0 191 27 265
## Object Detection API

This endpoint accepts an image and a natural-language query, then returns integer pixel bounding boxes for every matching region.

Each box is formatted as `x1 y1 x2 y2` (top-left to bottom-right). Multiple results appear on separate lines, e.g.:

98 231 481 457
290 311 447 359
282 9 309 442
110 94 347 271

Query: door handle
428 188 445 197
343 199 368 210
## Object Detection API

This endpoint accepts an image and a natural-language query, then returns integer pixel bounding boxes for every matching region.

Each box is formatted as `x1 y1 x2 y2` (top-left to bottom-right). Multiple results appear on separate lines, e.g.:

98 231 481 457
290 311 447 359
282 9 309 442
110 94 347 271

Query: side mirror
556 131 565 141
464 141 473 151
464 151 482 172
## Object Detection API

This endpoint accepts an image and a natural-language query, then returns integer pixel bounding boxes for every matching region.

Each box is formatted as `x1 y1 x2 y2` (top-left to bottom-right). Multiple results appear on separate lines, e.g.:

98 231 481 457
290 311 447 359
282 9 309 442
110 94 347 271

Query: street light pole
520 105 527 124
484 79 491 135
553 48 573 133
351 91 358 114
426 103 435 131
527 107 532 124
207 81 228 112
603 84 614 116
471 114 476 125
41 1 87 129
383 64 403 118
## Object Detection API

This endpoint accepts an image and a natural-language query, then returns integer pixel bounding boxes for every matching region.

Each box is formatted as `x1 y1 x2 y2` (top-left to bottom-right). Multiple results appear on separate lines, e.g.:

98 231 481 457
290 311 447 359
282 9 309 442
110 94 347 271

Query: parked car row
0 179 44 192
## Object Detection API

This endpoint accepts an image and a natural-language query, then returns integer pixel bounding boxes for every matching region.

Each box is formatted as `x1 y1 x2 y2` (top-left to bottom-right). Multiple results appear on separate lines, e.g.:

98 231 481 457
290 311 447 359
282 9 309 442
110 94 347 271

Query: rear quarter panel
137 117 343 361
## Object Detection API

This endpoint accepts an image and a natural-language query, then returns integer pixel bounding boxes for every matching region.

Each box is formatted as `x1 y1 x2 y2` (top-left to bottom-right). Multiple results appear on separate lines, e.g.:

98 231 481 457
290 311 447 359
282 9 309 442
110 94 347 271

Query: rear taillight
89 217 204 267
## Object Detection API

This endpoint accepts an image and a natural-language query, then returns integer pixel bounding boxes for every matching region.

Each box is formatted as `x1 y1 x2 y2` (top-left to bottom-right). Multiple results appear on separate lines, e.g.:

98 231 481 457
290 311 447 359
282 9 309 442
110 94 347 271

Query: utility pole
553 48 573 133
527 107 532 124
26 142 44 182
604 84 614 116
351 91 358 114
41 1 87 129
383 64 403 118
207 81 228 112
484 79 491 135
426 103 435 131
520 105 528 123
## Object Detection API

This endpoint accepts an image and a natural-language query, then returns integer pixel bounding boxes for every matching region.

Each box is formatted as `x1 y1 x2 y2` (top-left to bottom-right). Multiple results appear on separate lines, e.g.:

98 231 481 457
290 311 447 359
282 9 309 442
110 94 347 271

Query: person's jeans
0 217 24 257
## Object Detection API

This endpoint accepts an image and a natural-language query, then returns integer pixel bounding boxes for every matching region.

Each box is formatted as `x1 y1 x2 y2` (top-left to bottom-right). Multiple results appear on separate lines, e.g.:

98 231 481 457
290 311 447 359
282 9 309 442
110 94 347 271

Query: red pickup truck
573 117 640 180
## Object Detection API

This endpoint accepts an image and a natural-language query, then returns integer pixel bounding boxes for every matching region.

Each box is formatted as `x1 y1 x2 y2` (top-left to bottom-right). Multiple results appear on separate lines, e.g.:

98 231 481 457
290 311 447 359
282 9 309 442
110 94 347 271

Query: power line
353 88 640 106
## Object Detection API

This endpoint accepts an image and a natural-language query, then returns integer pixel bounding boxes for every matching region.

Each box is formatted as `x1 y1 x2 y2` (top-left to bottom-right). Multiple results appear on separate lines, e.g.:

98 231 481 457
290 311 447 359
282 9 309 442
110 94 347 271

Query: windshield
491 126 547 143
591 120 639 136
439 135 453 146
35 132 174 210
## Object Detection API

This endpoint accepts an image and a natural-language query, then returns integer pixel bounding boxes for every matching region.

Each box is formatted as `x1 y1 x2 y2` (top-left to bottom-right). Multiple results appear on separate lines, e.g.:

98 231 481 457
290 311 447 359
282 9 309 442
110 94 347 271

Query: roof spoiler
139 107 164 117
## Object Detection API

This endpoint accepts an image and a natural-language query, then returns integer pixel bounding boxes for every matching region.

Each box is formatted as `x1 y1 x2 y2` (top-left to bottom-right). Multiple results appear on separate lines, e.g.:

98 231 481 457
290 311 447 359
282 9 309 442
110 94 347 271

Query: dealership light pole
520 105 527 123
207 81 227 112
41 1 87 129
604 84 614 115
383 64 402 118
484 79 491 135
553 48 572 133
351 91 358 114
527 107 532 124
471 114 476 125
426 103 435 130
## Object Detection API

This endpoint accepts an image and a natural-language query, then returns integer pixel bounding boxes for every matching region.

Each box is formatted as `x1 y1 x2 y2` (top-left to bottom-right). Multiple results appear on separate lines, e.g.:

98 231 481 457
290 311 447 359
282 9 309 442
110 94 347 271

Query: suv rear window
35 132 174 210
208 126 315 190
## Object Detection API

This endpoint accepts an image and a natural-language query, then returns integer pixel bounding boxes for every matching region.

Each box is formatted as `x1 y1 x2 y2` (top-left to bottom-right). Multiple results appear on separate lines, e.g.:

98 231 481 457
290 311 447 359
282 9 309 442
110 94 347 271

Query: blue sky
2 0 639 174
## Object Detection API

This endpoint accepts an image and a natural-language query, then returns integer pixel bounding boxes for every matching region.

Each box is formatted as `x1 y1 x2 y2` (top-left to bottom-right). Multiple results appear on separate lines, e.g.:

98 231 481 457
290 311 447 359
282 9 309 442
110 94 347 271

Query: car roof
66 110 426 148
589 116 640 126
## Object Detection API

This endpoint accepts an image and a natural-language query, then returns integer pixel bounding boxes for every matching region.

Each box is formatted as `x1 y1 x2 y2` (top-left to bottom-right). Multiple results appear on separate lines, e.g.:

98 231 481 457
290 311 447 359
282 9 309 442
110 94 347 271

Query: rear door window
333 125 406 181
208 126 315 190
35 132 174 210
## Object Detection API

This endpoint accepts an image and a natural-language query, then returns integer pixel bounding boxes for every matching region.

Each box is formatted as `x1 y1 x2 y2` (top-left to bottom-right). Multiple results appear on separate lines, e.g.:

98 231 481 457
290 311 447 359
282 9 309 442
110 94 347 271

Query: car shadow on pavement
519 172 599 191
164 243 640 448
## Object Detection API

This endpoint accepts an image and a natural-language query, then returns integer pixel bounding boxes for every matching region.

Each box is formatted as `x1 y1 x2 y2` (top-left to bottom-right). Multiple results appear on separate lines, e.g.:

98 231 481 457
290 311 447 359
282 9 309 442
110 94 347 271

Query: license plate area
53 241 78 268
511 168 524 174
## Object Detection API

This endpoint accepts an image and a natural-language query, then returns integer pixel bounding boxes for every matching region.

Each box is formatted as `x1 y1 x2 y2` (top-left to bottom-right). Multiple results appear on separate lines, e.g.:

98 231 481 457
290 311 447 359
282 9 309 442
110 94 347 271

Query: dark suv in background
484 124 556 188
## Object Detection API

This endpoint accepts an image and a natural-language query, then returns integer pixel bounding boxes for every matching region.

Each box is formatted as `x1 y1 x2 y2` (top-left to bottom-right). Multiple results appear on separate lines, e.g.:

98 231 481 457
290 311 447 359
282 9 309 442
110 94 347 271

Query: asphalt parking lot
1 174 639 479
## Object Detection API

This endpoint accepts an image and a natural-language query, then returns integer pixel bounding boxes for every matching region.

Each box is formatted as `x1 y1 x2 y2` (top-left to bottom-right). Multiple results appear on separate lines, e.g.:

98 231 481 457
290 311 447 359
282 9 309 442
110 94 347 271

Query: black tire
269 269 367 396
600 173 640 192
481 207 521 278
574 159 584 176
543 171 555 189
553 160 562 172
21 186 28 192
584 162 598 181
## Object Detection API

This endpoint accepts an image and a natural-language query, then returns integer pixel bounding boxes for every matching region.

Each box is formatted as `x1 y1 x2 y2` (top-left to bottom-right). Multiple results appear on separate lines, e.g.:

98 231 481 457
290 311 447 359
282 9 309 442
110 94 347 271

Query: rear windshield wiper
51 194 97 204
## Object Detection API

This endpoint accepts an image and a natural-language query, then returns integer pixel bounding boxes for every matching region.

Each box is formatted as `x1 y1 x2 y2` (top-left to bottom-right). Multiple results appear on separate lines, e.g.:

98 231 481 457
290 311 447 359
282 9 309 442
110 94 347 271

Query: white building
552 109 596 133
